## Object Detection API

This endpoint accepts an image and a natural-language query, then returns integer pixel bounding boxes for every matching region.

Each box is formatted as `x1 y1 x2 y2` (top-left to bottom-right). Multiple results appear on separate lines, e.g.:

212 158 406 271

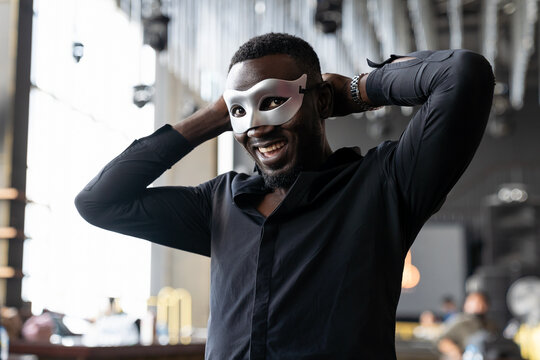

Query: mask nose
244 109 265 134
232 108 258 134
246 104 276 137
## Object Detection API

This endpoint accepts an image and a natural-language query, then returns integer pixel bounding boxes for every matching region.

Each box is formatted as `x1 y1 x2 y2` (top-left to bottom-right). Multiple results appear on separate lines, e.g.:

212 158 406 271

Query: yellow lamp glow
0 227 18 239
0 188 19 200
402 251 421 289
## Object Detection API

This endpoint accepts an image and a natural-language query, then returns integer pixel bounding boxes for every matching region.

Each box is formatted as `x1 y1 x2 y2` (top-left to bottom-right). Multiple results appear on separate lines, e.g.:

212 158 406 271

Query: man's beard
262 167 301 189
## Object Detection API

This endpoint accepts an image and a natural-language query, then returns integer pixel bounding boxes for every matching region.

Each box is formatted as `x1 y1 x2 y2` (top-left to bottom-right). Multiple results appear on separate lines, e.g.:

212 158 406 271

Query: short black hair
229 33 322 82
442 295 455 304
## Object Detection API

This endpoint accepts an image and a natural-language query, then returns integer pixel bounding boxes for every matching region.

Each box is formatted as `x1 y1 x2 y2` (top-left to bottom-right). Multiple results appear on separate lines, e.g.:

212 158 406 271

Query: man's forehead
226 54 303 91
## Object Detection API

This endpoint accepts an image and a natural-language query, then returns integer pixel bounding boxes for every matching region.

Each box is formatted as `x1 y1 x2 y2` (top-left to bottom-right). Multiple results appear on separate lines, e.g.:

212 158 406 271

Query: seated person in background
441 295 459 323
414 310 443 341
438 292 498 360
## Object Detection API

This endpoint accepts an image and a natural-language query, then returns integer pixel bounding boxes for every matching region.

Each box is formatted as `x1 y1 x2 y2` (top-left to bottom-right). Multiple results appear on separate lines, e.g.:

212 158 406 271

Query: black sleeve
74 124 213 257
367 50 495 242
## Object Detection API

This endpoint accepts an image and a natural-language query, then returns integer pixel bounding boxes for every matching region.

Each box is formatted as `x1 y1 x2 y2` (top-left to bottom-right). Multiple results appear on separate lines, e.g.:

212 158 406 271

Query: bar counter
9 340 205 360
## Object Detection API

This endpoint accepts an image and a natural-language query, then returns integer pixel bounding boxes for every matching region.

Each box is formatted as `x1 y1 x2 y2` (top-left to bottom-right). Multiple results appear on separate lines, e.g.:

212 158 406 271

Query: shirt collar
233 147 363 205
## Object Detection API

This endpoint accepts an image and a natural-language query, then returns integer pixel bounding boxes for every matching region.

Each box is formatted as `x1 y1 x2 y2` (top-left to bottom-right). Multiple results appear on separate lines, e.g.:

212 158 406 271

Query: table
9 341 205 360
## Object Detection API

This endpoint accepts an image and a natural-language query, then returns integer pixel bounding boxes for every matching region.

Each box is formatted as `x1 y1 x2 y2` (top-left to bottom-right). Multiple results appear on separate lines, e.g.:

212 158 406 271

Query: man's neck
257 190 287 218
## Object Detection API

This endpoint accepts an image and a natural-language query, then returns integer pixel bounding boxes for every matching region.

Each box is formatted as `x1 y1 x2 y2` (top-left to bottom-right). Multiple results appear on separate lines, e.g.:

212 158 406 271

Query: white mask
223 74 308 133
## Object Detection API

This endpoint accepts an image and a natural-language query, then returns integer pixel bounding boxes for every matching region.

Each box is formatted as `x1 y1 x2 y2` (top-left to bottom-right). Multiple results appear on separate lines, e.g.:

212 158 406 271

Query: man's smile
258 140 286 156
251 138 289 167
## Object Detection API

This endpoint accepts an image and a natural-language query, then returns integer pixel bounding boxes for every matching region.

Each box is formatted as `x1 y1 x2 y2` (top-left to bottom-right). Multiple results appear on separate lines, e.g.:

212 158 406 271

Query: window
23 0 155 319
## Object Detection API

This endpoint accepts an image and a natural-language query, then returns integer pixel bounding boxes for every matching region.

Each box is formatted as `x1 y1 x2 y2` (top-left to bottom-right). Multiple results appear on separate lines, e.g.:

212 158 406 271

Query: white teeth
258 141 285 154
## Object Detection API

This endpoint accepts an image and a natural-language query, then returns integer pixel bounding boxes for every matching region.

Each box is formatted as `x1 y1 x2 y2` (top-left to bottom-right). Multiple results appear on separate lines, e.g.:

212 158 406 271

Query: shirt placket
249 221 277 360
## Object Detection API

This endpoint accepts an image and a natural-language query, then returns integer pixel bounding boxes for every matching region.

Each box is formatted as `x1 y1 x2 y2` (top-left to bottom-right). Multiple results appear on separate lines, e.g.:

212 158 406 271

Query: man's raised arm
328 50 495 243
74 97 231 256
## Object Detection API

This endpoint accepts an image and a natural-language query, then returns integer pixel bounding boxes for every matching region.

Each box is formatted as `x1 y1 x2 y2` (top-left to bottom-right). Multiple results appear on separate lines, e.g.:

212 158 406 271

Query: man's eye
260 97 288 111
231 105 246 117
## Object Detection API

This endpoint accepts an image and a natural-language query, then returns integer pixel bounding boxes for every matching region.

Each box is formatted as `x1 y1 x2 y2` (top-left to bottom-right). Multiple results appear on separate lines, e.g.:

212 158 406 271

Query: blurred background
0 0 539 359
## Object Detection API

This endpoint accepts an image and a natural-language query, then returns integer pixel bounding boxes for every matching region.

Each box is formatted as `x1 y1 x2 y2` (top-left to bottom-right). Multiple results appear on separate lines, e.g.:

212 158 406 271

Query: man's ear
317 81 333 120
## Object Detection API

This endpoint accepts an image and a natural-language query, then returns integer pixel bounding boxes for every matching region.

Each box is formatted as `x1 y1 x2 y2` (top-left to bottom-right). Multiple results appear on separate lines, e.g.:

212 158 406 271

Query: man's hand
173 96 232 147
322 73 374 117
323 58 416 118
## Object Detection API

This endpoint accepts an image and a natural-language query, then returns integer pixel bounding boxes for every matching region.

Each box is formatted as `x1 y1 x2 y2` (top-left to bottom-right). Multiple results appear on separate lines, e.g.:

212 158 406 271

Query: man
76 33 494 359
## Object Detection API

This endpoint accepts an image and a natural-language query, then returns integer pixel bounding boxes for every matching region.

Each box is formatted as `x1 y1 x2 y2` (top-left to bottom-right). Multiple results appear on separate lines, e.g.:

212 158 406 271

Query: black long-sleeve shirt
75 50 494 359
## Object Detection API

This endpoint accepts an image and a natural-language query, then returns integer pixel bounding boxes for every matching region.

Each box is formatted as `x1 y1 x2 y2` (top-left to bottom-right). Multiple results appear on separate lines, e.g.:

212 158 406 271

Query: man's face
227 54 327 187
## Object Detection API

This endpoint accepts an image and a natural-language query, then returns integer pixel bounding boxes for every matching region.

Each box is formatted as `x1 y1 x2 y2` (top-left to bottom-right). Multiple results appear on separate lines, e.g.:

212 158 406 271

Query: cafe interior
1 0 540 359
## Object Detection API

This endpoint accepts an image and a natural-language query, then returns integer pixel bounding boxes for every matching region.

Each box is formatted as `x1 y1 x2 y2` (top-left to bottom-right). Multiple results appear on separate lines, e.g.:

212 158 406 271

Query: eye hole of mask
230 105 246 117
259 97 290 111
